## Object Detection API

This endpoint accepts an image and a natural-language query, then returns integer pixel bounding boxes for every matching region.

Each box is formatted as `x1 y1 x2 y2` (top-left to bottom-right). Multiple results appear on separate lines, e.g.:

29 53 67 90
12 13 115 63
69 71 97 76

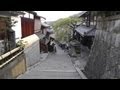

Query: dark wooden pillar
87 12 91 27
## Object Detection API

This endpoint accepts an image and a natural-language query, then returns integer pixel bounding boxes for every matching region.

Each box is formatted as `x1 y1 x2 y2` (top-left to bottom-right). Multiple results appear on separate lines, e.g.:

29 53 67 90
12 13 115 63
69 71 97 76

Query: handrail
0 50 23 69
0 47 21 61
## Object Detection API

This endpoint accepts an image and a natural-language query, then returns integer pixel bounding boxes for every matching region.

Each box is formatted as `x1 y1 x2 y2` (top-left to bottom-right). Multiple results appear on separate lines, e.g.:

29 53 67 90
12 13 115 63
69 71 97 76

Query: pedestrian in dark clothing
47 39 53 52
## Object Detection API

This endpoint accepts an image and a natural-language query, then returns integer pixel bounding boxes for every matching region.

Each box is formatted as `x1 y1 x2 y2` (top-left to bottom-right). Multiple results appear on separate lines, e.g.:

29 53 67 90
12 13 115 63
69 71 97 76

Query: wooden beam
25 11 37 15
29 13 30 18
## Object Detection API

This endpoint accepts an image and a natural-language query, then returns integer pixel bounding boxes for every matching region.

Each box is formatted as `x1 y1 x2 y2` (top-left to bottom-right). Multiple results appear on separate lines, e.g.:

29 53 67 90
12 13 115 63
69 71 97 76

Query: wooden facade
40 23 50 53
21 17 34 38
0 17 6 40
21 11 46 38
72 11 97 49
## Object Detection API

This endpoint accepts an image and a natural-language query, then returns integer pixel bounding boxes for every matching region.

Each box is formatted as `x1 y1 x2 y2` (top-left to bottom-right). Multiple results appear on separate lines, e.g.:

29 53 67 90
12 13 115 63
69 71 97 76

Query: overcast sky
13 11 82 39
35 11 81 22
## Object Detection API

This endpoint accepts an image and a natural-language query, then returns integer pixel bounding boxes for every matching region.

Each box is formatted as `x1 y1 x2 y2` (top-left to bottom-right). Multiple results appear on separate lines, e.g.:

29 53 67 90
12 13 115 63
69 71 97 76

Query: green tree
0 17 17 52
52 17 80 43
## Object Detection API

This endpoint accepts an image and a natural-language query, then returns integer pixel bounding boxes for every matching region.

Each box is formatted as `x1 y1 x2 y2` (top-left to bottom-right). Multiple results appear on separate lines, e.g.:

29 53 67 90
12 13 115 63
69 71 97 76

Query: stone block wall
84 15 120 79
0 52 26 79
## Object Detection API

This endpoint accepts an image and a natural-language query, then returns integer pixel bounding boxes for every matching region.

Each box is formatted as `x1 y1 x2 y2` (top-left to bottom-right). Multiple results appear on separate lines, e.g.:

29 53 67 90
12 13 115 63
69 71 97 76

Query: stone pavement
69 45 89 79
17 44 81 79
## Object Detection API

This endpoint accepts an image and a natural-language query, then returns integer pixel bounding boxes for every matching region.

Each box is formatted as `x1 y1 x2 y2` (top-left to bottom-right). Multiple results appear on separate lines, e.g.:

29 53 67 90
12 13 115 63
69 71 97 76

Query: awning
47 28 54 33
50 34 55 39
41 23 50 27
35 32 45 39
75 25 96 36
78 11 88 17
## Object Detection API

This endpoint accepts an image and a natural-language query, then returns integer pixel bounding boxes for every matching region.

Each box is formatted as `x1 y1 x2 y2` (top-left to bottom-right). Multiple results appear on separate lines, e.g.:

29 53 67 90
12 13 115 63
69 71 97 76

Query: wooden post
85 12 90 27
29 13 30 18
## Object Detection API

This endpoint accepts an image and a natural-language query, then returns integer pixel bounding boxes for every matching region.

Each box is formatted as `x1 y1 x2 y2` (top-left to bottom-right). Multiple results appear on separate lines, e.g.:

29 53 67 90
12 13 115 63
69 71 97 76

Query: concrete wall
0 51 26 79
84 15 120 79
22 34 41 68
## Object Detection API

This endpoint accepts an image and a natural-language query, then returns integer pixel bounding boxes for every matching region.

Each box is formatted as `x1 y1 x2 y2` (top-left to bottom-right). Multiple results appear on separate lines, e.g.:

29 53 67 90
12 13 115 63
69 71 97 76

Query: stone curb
67 53 87 79
74 65 87 79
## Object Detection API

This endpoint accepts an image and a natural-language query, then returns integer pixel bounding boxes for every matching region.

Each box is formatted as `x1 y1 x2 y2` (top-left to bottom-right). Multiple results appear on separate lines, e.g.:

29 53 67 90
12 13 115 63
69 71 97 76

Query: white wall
24 12 34 19
11 16 22 42
11 12 34 42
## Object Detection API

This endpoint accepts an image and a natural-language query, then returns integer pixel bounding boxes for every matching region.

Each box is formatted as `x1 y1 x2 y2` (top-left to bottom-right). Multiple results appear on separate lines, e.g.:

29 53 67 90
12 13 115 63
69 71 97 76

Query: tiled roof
70 11 87 18
41 23 50 27
50 34 55 38
0 11 25 17
78 11 88 17
75 25 96 36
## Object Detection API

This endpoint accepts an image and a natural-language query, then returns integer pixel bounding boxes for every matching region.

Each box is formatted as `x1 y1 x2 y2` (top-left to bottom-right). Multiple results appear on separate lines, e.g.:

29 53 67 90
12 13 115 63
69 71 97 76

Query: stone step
17 71 81 79
18 75 81 79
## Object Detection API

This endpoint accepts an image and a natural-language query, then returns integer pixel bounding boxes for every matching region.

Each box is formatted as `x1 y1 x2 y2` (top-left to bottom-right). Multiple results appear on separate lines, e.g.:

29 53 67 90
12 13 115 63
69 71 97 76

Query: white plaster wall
11 12 34 42
11 16 22 42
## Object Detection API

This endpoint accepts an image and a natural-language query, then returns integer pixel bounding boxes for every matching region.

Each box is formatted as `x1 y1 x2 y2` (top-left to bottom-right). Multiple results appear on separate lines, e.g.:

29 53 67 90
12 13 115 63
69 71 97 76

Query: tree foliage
52 17 80 43
0 17 18 52
53 17 80 30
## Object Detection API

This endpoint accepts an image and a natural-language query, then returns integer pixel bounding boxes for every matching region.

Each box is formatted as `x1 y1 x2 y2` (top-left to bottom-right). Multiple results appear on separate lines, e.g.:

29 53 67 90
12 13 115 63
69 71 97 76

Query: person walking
50 39 57 53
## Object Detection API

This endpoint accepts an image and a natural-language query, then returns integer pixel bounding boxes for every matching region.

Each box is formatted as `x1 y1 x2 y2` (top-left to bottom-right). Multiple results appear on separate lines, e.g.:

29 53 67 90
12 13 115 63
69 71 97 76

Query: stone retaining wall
84 15 120 79
0 51 26 79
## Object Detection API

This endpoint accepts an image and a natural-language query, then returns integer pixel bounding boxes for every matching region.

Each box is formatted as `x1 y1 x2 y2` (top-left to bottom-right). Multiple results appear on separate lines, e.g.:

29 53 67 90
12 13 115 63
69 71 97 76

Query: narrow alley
2 11 120 79
17 44 81 79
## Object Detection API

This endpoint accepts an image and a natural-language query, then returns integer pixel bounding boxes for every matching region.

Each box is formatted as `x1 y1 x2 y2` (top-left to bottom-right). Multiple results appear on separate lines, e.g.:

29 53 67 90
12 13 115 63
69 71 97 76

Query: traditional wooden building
40 23 54 53
21 11 46 38
9 11 47 54
73 11 97 49
74 24 96 49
